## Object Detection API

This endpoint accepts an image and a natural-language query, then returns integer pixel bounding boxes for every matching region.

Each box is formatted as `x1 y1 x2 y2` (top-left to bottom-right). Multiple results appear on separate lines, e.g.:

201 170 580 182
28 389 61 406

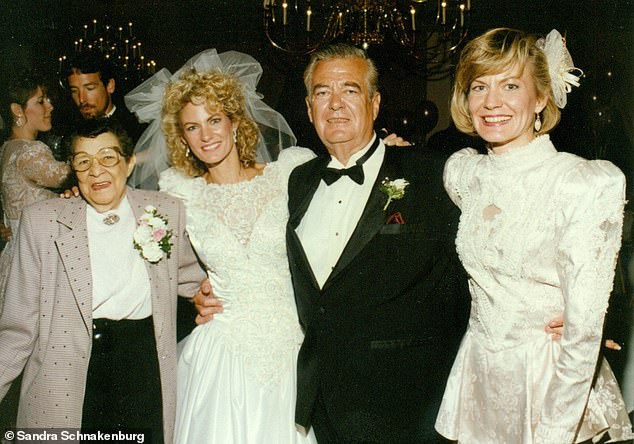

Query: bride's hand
381 129 412 147
193 278 224 325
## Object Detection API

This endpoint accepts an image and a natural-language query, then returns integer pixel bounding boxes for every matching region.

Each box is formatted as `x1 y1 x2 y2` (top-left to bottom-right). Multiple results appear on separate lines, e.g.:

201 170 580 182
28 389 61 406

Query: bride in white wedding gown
126 49 317 444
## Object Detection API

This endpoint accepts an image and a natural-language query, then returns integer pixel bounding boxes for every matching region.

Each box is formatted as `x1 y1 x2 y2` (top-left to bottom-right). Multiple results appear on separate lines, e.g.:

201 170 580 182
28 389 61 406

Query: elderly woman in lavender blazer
0 118 205 443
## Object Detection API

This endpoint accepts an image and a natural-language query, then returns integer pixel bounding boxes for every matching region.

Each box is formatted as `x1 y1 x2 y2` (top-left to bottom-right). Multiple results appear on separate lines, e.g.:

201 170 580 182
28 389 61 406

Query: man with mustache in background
64 51 143 145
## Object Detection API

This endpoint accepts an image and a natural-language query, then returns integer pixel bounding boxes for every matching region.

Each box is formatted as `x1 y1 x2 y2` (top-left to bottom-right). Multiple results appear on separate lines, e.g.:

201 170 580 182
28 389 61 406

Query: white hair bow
536 29 583 109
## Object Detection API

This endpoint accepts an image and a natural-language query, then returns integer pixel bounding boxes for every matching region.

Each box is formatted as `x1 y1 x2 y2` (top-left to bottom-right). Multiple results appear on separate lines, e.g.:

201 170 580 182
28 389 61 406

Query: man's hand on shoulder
59 186 80 199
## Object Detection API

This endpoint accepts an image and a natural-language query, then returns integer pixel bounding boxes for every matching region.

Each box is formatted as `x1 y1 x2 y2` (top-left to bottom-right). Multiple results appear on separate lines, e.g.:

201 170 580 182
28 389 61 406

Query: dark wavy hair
63 118 134 160
0 69 49 138
63 50 115 87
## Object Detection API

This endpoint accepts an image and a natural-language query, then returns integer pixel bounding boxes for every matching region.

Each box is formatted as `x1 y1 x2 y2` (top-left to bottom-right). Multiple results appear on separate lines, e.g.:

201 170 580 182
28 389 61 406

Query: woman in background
435 28 633 443
0 70 71 304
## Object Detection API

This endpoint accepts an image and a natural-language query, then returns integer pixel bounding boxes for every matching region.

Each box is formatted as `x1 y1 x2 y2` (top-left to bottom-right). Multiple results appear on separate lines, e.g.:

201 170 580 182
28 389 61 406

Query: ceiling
1 1 632 168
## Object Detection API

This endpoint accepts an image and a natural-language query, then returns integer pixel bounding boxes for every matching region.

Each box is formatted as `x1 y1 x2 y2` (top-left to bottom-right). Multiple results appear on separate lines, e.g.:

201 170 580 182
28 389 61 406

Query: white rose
149 216 166 229
144 205 157 213
142 243 163 263
133 225 154 245
392 178 409 190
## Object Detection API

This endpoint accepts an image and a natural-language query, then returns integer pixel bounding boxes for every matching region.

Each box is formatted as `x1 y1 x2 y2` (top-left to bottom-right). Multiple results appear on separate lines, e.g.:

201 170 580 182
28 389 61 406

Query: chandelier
263 0 472 79
57 19 157 87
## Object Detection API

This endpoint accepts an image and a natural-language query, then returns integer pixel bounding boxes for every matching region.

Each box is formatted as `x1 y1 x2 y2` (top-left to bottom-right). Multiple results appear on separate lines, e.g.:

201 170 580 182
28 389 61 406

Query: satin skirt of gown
174 313 317 444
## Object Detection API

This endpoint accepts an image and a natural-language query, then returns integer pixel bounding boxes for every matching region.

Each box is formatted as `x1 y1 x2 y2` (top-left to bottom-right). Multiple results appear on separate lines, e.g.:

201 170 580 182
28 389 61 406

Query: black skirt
81 316 163 443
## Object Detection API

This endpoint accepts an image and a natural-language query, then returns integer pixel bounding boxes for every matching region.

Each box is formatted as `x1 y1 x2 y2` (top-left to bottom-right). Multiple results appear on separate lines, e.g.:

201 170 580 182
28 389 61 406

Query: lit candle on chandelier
459 4 465 27
410 7 416 31
282 2 288 25
441 2 447 24
306 6 312 31
93 19 97 34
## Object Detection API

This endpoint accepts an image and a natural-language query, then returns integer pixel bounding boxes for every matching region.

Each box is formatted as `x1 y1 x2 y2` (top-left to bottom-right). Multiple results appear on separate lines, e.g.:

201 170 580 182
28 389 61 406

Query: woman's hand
0 223 11 242
381 129 412 147
545 314 622 350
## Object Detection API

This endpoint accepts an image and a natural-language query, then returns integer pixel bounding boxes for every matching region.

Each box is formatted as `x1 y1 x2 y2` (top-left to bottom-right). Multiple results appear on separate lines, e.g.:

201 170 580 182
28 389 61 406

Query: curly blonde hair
162 69 260 177
451 28 560 137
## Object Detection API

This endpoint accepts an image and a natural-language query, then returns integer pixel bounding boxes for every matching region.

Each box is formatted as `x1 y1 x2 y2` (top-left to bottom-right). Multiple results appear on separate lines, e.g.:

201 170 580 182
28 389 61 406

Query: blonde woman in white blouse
435 28 633 444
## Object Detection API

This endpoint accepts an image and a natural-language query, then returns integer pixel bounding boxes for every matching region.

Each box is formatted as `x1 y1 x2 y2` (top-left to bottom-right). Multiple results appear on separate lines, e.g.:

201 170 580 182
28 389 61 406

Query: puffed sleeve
276 146 316 178
534 160 626 444
16 141 71 188
442 147 479 209
158 167 195 202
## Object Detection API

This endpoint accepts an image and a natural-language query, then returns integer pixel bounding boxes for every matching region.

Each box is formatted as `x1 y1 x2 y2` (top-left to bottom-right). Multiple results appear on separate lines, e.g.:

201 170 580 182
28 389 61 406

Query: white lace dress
435 136 634 444
159 147 317 444
0 139 70 308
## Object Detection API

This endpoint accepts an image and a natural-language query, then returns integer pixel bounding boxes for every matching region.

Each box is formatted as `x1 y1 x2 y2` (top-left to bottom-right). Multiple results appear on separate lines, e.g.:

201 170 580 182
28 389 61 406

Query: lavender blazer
0 188 206 442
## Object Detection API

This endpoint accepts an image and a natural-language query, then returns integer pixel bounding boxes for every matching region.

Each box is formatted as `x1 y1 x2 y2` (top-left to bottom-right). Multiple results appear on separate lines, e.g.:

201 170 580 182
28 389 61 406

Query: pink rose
152 228 166 241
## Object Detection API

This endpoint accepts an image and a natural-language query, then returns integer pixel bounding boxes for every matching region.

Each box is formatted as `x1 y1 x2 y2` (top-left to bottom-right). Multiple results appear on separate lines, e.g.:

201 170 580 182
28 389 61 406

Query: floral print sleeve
534 160 626 443
15 141 70 188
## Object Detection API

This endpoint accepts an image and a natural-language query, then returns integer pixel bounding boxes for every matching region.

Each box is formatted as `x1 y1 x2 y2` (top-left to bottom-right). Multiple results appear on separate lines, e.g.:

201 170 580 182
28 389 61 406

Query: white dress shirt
87 196 152 319
296 135 385 288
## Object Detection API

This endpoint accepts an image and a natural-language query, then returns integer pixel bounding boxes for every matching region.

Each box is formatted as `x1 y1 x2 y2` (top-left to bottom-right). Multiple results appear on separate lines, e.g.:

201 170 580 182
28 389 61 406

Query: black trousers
311 390 453 444
81 317 163 443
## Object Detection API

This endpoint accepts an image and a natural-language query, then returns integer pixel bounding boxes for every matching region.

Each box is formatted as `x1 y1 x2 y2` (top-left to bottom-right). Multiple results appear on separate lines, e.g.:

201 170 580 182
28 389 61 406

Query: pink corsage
133 205 173 263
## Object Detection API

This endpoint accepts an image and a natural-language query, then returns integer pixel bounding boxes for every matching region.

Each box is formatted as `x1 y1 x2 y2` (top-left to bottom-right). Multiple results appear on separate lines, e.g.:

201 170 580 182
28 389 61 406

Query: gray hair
303 43 379 101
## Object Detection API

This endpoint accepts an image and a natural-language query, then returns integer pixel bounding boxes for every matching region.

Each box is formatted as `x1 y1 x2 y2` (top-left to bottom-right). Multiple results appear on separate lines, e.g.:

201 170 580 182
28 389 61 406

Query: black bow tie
322 164 364 185
320 135 380 186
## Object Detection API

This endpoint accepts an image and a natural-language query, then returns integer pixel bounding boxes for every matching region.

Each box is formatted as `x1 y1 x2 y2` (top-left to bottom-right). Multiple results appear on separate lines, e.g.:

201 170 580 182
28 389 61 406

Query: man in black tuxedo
287 43 469 443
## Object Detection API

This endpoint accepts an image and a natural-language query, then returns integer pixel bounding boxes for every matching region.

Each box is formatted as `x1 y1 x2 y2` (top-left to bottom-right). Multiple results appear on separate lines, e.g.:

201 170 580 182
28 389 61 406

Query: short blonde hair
451 28 560 136
162 69 260 177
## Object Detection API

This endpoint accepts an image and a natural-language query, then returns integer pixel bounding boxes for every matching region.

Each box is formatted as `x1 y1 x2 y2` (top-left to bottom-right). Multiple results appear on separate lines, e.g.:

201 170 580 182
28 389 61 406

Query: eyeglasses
71 146 123 172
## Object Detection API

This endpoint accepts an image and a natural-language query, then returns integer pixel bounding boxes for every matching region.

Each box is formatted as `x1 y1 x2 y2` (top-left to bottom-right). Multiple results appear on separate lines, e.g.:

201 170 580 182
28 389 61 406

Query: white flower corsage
133 205 173 263
379 177 409 211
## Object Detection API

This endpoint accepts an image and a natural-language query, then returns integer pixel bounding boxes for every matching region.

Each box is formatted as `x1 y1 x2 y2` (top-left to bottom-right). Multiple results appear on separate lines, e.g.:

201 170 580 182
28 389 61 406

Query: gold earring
14 115 25 128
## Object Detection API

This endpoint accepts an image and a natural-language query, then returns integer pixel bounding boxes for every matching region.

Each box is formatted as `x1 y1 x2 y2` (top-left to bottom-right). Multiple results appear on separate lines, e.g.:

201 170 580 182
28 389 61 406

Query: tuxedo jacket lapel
324 150 402 287
56 198 92 335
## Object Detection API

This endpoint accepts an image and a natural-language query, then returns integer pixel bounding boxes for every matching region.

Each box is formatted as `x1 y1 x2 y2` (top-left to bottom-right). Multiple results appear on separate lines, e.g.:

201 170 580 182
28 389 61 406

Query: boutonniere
133 205 173 263
379 177 409 211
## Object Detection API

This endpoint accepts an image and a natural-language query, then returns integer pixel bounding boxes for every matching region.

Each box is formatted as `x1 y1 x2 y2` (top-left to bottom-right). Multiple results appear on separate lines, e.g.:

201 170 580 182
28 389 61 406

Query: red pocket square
386 211 405 225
